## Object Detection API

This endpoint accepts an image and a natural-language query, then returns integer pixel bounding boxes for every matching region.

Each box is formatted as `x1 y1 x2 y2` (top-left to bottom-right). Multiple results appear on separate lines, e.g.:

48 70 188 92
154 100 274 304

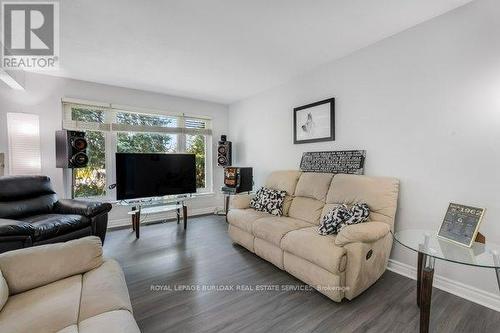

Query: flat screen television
116 153 196 200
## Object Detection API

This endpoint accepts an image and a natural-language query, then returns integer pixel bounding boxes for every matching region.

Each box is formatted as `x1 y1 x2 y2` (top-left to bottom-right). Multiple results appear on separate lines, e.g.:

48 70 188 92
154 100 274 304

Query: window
62 100 213 199
71 108 106 198
186 134 206 188
117 133 177 154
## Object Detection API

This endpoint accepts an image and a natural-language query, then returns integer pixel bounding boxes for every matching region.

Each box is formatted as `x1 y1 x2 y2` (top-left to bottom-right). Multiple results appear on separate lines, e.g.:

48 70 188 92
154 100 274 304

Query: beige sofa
0 236 140 333
228 171 399 301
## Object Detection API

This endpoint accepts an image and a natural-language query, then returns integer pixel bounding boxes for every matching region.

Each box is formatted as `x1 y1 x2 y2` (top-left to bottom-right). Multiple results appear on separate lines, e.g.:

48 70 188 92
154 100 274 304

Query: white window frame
62 98 213 200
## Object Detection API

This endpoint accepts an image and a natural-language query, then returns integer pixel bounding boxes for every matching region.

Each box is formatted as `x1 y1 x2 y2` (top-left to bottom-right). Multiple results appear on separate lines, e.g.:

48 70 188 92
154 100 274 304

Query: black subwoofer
56 130 89 168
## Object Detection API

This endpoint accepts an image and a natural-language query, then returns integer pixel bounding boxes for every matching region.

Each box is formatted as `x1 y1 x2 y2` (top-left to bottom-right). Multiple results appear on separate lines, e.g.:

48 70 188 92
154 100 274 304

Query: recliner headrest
0 176 56 201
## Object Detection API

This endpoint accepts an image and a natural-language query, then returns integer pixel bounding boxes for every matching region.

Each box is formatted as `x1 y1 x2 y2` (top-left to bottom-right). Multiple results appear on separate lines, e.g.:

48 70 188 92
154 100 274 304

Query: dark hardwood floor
104 215 500 333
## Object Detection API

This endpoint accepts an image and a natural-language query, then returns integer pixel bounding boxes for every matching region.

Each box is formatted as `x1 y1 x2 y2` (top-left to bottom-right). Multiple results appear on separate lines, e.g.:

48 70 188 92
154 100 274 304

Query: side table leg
417 252 424 307
420 257 435 333
176 208 180 224
495 268 500 292
183 204 187 230
225 195 230 222
134 212 140 239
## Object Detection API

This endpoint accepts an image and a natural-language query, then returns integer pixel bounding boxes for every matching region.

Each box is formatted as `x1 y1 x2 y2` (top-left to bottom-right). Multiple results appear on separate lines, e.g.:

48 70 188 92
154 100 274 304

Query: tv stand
127 199 188 239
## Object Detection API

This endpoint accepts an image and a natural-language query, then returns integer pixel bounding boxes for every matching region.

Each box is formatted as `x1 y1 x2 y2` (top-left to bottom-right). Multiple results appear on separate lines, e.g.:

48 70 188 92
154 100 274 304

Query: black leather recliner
0 175 112 253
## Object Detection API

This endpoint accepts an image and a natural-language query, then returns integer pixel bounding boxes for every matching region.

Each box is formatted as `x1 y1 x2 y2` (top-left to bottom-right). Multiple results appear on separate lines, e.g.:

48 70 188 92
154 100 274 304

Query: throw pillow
318 203 370 235
344 203 370 228
250 187 287 216
318 204 350 235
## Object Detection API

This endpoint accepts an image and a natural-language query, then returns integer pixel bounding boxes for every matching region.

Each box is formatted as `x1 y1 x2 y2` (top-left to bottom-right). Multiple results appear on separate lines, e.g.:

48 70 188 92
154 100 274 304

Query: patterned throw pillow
250 187 287 216
318 203 370 235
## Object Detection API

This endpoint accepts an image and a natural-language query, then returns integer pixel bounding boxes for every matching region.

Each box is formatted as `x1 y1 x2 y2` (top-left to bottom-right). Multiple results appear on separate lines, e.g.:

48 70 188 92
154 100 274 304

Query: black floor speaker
217 140 232 167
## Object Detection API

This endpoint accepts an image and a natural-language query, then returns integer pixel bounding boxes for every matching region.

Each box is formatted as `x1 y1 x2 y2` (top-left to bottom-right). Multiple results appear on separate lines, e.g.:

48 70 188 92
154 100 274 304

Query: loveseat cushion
0 269 7 311
57 325 79 333
227 208 271 233
0 236 103 295
252 216 311 246
0 275 82 333
20 214 90 241
79 259 133 321
78 310 140 333
282 227 347 274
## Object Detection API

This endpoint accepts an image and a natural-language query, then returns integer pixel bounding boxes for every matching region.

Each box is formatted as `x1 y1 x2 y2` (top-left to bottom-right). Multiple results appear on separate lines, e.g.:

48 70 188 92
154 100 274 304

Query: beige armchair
0 237 140 333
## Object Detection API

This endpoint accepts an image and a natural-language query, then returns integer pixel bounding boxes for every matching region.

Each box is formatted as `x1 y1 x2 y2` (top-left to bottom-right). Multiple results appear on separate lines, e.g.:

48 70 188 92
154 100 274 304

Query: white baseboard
108 206 219 229
387 259 500 312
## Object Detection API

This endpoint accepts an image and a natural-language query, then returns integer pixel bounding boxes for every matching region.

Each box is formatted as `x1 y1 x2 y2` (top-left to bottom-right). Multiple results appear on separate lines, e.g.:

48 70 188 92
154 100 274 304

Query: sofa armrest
335 222 390 246
0 236 104 295
54 199 112 218
229 194 254 209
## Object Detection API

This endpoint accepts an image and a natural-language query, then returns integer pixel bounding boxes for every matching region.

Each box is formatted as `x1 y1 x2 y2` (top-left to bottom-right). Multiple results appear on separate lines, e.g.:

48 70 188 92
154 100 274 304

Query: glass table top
393 229 500 269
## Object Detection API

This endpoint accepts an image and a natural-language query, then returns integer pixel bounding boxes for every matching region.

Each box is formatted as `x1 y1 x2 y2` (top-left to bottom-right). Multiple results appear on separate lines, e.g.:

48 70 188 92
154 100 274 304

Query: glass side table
393 229 500 333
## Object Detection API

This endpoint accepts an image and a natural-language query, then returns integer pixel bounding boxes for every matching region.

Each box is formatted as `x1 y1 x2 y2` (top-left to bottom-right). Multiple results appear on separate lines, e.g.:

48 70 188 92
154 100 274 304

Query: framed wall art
293 98 335 144
437 203 485 247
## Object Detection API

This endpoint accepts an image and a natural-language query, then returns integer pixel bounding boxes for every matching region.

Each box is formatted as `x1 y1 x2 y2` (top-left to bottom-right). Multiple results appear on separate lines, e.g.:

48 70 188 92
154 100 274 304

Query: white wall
229 0 500 298
0 72 229 226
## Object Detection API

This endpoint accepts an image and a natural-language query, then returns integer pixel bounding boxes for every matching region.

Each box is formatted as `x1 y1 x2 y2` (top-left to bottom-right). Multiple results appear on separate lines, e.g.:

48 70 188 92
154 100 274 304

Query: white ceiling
48 0 473 104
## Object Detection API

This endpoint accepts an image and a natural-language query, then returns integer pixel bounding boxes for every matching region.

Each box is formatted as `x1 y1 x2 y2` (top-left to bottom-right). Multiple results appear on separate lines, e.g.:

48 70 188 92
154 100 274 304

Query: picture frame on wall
293 98 335 144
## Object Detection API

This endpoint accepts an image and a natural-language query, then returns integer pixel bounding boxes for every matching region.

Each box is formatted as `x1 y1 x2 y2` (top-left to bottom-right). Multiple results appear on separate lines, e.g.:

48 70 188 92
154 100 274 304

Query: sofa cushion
0 275 82 333
294 172 333 201
19 214 90 241
79 310 140 333
79 259 133 321
252 216 311 246
0 236 103 295
265 170 302 194
227 208 270 233
282 227 347 274
327 174 399 227
0 269 7 311
288 197 325 224
57 325 79 333
0 218 35 237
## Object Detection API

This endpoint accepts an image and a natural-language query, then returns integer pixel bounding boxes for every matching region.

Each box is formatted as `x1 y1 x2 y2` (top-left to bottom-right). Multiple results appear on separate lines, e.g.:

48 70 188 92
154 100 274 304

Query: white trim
387 259 500 312
61 98 213 120
61 97 111 108
108 206 218 229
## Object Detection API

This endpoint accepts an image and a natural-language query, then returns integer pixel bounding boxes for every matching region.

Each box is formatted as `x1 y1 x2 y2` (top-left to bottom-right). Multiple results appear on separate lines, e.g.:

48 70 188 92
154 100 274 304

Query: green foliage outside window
72 108 106 198
187 135 206 188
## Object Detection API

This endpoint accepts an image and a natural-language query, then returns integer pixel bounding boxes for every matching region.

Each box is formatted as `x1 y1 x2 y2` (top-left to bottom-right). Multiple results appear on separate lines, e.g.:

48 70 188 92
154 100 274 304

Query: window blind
61 99 212 136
